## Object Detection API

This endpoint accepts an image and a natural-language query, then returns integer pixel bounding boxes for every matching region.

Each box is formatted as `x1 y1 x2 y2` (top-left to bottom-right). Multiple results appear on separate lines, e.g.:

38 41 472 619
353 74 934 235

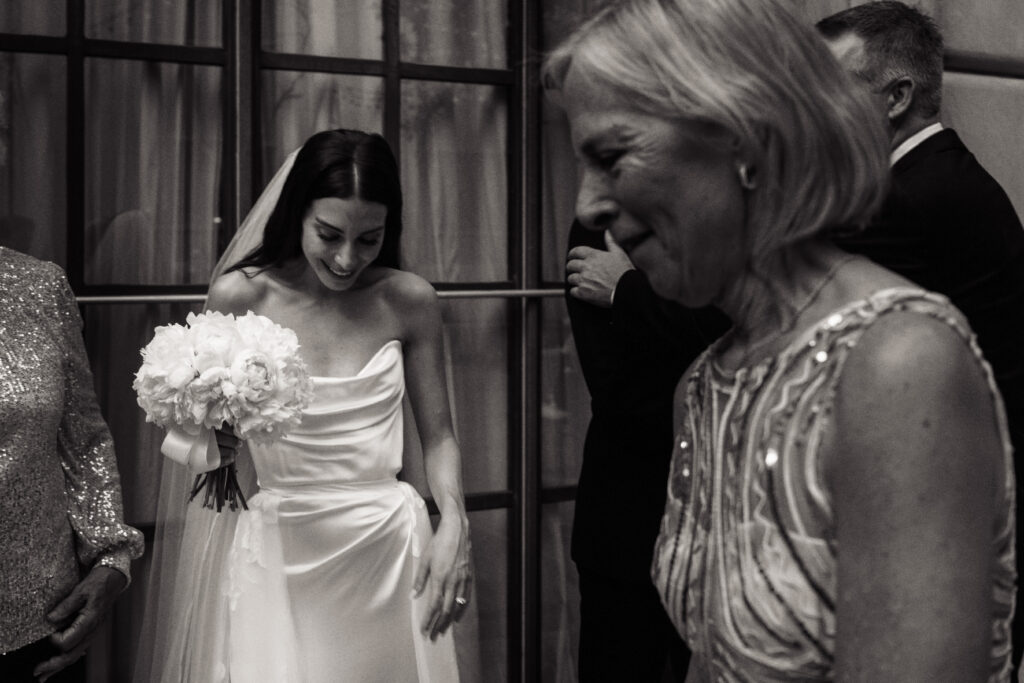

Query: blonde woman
545 0 1014 680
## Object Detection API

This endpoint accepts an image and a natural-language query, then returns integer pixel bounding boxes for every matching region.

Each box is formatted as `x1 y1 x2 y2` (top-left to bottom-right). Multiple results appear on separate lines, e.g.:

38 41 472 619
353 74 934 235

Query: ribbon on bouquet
162 427 249 511
161 426 221 473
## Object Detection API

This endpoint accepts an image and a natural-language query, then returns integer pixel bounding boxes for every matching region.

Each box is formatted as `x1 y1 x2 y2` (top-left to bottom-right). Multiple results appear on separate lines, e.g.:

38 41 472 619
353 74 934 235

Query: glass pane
943 73 1024 224
0 2 64 35
262 0 383 60
541 501 579 682
0 53 66 266
84 59 223 285
260 71 384 187
936 2 1024 61
86 0 222 47
445 298 510 492
401 81 508 282
464 508 509 682
540 0 615 284
83 302 205 525
400 298 511 494
541 93 577 284
541 298 587 489
400 0 507 69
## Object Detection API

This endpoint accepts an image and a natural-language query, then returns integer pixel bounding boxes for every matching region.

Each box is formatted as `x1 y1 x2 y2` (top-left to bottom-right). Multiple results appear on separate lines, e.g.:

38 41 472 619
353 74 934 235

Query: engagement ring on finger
454 596 467 606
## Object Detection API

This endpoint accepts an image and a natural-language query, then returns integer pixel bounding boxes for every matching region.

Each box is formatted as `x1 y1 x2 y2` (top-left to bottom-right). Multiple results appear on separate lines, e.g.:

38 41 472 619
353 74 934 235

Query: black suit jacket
565 220 730 580
835 128 1024 458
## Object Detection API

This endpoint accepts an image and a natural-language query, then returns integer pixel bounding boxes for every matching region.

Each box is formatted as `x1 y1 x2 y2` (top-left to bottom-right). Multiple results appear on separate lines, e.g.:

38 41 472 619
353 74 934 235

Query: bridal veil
132 151 297 683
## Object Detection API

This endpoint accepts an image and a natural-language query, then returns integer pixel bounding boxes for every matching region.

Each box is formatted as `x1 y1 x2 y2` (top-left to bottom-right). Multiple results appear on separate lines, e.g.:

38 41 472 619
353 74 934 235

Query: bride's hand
214 425 241 466
413 512 472 640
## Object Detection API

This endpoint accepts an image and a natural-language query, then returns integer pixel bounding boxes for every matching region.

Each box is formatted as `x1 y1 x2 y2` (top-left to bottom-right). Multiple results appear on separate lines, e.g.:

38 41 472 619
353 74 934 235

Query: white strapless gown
225 340 459 682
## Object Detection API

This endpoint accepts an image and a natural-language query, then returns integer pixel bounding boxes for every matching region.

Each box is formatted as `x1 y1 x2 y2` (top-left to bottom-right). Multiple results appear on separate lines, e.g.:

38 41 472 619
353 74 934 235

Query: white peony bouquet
134 311 315 511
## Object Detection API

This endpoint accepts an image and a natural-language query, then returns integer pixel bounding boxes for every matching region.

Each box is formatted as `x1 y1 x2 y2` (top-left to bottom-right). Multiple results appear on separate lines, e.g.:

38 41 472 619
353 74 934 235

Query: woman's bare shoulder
831 306 999 475
376 268 438 311
369 268 439 343
206 268 269 314
842 308 976 397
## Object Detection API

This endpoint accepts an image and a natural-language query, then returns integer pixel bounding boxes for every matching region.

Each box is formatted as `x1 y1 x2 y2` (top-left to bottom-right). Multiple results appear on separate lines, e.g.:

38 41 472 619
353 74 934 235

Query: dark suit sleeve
612 269 730 370
564 221 730 578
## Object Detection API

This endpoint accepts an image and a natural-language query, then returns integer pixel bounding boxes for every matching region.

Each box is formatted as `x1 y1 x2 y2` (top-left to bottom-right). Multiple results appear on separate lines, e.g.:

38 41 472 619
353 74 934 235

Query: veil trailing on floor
132 151 298 683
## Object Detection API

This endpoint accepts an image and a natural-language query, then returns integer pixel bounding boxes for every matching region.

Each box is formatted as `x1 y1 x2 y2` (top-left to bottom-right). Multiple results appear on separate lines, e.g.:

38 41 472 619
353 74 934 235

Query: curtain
0 52 66 263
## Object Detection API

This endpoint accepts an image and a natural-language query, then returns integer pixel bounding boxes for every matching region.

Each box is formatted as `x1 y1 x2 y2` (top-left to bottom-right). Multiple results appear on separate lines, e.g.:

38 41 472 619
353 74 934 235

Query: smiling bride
137 129 471 683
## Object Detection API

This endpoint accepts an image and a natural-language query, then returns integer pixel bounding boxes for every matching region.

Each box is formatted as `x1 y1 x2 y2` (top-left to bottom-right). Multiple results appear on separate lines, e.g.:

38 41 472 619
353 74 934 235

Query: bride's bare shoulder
377 268 437 312
207 267 269 315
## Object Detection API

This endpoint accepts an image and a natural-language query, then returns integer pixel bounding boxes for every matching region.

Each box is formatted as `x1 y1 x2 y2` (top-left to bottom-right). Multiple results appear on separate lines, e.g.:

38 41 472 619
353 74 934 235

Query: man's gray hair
817 1 944 118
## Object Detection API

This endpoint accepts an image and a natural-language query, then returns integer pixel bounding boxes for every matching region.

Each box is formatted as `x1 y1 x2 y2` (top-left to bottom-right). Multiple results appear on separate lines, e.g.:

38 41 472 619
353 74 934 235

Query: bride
135 129 471 682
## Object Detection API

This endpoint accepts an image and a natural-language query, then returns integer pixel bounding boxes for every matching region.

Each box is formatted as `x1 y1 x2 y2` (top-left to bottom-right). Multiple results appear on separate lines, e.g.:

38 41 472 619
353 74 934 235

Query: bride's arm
396 272 472 640
198 270 259 463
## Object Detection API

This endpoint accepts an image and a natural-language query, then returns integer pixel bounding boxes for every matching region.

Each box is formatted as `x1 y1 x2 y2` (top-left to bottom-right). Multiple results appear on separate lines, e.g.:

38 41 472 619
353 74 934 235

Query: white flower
134 311 314 443
188 311 242 373
133 323 196 428
229 350 277 404
185 366 230 426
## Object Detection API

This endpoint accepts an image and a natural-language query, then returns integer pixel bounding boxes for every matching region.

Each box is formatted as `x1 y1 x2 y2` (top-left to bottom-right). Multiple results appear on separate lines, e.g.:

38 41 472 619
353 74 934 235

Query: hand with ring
413 512 472 640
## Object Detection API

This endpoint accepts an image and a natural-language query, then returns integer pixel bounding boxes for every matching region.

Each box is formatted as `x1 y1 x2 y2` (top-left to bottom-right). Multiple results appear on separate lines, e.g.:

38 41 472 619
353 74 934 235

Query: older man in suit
818 1 1024 672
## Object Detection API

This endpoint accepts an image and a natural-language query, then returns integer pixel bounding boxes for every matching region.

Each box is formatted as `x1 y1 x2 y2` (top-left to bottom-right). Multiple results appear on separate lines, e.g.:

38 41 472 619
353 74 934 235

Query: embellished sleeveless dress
652 289 1015 681
225 340 459 682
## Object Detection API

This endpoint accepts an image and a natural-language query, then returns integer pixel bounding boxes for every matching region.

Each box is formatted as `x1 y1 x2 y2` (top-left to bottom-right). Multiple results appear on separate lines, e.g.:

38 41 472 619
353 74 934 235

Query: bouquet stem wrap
161 426 248 511
190 461 248 512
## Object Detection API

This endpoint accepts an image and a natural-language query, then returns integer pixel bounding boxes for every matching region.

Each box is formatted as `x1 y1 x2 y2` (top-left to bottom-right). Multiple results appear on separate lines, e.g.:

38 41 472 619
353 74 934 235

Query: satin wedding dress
148 339 459 682
230 339 458 682
137 148 462 682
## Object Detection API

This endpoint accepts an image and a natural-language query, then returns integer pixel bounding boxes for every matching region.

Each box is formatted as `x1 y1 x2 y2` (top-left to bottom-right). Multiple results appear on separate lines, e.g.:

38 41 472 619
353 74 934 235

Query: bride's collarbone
277 305 401 377
288 308 397 344
268 284 389 319
299 332 397 378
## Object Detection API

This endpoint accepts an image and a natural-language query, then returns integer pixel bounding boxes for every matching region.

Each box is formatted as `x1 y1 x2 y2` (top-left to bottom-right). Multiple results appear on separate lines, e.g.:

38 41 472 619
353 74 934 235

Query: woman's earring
737 163 757 190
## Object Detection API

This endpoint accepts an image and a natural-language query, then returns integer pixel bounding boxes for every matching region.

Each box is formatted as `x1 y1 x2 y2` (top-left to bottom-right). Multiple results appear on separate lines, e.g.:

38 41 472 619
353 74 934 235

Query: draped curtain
0 49 65 263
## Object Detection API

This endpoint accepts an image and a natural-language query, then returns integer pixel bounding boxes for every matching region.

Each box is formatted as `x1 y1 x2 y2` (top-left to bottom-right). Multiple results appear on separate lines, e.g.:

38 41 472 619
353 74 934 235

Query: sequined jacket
0 247 144 653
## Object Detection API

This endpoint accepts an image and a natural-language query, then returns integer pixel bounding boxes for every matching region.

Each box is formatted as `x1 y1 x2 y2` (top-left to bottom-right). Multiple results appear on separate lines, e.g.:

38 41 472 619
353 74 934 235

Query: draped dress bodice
249 339 406 489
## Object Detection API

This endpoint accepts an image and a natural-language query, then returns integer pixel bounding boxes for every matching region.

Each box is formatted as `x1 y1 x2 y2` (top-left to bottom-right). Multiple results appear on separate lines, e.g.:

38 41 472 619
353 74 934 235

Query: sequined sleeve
48 265 144 581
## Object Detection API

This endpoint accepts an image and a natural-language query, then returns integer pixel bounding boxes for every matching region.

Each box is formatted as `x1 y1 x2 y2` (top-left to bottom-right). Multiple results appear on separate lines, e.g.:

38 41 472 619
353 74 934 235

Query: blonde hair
543 0 890 258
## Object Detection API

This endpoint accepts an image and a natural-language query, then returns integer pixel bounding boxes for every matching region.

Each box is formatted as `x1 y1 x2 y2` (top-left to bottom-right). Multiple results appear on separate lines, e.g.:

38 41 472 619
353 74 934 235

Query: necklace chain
734 254 856 367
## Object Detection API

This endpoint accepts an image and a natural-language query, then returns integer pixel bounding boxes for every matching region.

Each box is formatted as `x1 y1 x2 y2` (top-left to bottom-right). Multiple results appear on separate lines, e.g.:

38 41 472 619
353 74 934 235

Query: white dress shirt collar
890 122 944 167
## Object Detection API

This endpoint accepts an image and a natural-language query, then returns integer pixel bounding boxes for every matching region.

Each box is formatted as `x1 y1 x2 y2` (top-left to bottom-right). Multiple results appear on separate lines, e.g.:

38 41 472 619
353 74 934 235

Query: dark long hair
228 129 403 274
